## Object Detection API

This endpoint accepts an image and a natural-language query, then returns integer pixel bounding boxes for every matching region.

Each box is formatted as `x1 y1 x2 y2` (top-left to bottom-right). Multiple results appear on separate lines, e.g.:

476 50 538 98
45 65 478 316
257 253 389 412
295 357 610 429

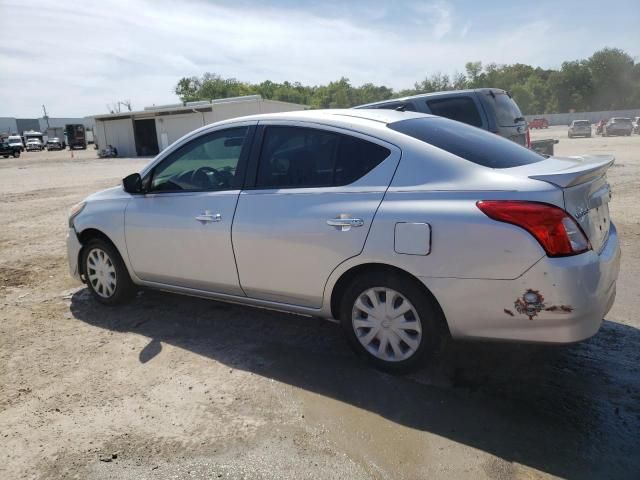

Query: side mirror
123 173 143 194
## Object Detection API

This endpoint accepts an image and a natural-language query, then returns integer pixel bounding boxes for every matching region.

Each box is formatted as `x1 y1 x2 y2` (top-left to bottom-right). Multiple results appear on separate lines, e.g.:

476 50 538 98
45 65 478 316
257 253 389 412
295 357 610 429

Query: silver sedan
67 109 620 371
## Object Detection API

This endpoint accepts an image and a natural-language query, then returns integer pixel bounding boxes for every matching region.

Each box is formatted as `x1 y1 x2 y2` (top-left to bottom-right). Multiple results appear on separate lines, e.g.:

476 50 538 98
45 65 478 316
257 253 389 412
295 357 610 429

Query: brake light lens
476 201 591 257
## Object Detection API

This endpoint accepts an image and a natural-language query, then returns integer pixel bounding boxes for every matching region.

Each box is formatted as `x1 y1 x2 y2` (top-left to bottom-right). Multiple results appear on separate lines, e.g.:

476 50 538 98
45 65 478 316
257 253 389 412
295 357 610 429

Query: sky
1 0 638 117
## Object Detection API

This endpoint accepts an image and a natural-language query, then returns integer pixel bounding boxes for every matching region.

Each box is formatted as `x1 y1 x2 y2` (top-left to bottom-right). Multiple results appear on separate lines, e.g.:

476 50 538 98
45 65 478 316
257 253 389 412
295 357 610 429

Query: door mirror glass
123 173 143 194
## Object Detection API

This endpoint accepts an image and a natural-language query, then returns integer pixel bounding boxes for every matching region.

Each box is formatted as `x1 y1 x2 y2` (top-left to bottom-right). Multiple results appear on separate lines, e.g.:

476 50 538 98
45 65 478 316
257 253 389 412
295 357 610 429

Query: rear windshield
612 118 631 123
388 117 543 169
574 121 590 126
487 92 524 126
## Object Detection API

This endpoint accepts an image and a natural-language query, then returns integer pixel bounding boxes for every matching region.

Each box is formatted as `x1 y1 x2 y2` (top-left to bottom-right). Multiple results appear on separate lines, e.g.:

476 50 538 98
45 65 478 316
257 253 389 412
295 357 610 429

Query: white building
91 95 307 157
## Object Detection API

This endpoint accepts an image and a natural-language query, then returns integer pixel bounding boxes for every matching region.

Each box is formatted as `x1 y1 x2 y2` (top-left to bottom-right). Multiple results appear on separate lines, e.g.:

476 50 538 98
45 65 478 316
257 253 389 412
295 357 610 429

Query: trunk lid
510 155 614 252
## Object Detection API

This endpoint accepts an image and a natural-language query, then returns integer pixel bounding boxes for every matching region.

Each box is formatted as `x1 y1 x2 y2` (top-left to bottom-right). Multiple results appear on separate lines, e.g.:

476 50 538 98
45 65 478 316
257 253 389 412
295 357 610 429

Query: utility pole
42 104 50 129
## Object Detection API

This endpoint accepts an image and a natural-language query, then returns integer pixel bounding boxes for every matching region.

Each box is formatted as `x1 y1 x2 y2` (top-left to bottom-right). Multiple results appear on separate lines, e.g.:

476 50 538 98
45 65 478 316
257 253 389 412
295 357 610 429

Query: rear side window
388 117 543 169
425 97 483 127
256 126 390 188
487 92 524 126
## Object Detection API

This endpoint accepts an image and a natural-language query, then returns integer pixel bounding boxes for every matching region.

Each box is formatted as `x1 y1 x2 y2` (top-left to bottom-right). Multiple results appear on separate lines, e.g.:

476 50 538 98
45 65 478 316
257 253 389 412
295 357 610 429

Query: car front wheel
82 238 136 305
340 272 444 372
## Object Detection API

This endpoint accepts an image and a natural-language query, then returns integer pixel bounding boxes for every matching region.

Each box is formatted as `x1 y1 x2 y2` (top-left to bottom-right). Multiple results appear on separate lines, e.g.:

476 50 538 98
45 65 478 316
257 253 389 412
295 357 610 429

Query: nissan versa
67 110 620 371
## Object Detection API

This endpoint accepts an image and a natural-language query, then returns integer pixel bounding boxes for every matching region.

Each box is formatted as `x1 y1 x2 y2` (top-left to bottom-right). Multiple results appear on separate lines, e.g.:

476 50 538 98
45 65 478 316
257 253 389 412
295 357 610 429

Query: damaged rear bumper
422 223 621 343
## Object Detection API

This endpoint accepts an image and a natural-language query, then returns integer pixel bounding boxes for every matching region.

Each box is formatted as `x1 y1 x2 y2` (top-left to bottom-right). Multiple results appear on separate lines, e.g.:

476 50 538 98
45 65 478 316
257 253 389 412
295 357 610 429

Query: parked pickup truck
354 88 559 156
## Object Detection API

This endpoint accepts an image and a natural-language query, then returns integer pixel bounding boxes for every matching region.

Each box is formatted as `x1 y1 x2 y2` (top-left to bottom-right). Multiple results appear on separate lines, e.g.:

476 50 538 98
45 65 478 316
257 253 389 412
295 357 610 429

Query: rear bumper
423 223 621 343
66 228 83 282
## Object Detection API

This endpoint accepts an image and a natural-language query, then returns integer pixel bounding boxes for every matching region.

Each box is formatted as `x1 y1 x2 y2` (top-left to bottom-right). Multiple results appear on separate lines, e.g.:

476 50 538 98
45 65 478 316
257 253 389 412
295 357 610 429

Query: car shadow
70 289 640 479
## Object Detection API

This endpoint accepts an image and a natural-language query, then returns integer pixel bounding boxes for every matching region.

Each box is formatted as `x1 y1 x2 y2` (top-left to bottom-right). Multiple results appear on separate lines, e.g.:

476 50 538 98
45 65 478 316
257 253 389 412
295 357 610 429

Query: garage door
102 118 136 157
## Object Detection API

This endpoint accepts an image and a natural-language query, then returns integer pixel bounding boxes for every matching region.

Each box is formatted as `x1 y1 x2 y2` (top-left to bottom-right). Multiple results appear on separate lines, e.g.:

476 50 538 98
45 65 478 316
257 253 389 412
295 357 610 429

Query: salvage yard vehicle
46 138 63 150
67 110 620 371
7 135 24 152
355 88 531 147
65 123 87 149
603 117 633 136
0 140 21 158
25 138 43 151
528 118 549 129
568 120 592 138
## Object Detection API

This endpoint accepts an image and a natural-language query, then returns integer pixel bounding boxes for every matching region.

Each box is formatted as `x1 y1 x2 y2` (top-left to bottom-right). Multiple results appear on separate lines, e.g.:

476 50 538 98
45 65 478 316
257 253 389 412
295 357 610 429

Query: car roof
354 87 507 108
215 108 431 128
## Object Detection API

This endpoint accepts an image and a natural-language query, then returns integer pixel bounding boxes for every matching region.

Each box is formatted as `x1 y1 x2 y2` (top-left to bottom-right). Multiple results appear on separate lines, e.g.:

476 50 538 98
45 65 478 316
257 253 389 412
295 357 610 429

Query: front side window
255 126 390 189
426 97 483 127
150 126 248 192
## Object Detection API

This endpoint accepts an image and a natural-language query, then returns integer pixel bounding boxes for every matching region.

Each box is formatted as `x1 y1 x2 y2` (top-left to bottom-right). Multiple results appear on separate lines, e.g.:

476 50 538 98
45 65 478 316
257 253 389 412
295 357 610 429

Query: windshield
388 116 543 169
574 121 590 126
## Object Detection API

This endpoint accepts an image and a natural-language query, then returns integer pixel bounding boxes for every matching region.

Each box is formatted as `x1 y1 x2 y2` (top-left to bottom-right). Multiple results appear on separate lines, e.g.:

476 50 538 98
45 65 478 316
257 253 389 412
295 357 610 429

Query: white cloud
0 0 636 117
411 1 453 39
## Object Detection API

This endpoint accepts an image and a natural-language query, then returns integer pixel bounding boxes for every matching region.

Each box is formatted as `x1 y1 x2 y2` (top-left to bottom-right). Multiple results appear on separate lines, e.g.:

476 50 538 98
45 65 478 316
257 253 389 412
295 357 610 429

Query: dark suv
1 141 21 158
354 88 530 147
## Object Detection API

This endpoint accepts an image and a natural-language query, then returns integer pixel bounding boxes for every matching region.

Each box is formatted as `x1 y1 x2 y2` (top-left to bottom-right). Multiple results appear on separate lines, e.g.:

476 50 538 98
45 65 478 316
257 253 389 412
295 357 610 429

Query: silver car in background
568 120 592 138
67 110 620 371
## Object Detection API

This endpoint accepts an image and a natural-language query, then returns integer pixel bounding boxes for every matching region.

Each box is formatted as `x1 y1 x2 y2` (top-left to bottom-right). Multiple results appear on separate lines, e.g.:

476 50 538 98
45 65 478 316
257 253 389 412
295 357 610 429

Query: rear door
232 122 400 308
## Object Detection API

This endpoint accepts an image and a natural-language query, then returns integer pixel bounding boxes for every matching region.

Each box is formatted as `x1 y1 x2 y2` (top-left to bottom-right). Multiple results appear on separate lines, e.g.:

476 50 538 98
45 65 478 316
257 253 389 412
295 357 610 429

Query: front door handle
195 212 221 223
327 217 364 231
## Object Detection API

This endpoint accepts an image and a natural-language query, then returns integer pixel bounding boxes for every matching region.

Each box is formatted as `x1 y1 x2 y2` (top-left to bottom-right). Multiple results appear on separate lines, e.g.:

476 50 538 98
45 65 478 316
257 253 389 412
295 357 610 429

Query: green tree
175 48 640 114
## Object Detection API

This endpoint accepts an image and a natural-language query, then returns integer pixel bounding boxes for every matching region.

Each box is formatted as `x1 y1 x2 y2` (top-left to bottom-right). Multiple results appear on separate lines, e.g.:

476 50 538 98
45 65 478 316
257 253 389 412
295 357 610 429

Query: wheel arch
328 262 450 336
76 228 123 278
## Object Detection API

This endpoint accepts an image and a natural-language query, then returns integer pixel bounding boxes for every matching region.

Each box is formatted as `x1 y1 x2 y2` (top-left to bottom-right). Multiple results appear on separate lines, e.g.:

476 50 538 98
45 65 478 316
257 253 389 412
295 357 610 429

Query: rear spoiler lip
528 155 614 188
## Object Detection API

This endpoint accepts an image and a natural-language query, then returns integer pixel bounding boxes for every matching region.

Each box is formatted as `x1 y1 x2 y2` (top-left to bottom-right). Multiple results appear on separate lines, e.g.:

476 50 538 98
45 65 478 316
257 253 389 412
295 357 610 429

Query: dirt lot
1 128 639 480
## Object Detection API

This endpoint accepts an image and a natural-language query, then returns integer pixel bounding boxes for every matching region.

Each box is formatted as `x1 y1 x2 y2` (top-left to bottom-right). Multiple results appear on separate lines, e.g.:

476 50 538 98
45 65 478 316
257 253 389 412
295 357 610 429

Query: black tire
13 151 19 158
3 155 8 158
339 271 445 373
82 238 136 305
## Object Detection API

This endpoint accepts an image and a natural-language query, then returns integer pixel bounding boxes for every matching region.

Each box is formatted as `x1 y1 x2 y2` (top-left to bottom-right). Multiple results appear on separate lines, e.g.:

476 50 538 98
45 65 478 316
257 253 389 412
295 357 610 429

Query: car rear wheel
340 271 443 372
82 238 136 305
13 151 19 158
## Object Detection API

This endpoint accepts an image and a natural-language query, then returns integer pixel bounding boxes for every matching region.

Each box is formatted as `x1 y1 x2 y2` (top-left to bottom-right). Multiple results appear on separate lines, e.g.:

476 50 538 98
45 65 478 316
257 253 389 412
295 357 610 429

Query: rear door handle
195 212 221 223
327 217 364 231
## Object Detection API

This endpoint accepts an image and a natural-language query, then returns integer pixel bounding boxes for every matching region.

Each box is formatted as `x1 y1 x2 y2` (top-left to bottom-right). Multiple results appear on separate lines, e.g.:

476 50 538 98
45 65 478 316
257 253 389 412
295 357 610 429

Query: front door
125 125 252 295
232 123 400 308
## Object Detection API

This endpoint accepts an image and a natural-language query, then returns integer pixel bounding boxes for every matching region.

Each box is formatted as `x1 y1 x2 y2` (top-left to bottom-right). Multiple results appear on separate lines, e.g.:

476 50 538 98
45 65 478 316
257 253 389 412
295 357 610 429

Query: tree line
175 48 640 115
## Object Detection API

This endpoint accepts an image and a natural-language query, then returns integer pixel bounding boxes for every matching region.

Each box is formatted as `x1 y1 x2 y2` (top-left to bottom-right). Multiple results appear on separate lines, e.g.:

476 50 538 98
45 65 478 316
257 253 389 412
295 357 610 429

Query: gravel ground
1 127 639 480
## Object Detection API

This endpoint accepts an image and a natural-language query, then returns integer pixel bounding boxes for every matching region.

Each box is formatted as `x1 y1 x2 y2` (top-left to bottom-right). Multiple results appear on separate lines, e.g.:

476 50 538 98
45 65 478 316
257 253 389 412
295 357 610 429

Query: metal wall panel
99 118 136 157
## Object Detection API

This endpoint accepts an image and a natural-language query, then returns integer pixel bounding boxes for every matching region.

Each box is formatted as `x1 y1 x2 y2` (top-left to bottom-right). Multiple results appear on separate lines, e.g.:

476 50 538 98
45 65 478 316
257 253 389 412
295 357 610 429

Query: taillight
476 201 591 257
526 128 531 148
